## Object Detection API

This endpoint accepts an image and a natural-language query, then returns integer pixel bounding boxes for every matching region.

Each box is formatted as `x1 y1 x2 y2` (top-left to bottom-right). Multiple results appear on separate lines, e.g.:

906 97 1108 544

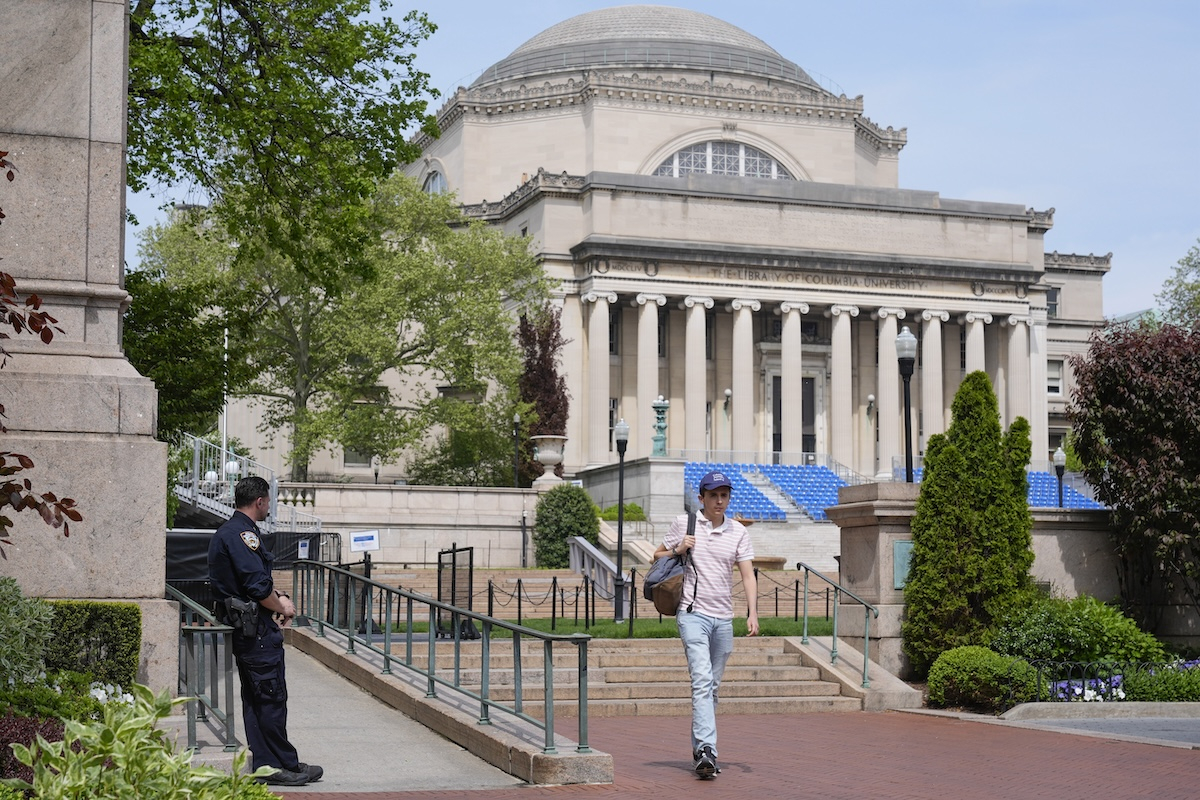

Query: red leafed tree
1068 320 1200 629
0 151 82 556
517 304 570 484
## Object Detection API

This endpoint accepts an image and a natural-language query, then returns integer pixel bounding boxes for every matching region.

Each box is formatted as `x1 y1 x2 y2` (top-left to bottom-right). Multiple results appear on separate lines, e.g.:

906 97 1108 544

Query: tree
902 371 1034 677
1156 239 1200 325
0 152 81 554
1068 321 1200 628
516 305 570 485
532 484 599 569
404 398 519 487
127 0 438 283
131 176 548 481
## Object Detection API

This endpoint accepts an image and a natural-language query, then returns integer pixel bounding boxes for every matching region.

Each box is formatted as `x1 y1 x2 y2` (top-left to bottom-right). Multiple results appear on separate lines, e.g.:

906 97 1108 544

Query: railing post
517 578 523 625
861 608 873 688
542 639 557 754
426 602 437 698
830 588 840 666
575 637 591 753
801 569 810 644
479 620 491 725
551 576 557 631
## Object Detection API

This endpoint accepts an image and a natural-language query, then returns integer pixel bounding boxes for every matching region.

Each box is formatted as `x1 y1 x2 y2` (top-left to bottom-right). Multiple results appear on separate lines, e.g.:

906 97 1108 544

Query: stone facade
0 1 173 691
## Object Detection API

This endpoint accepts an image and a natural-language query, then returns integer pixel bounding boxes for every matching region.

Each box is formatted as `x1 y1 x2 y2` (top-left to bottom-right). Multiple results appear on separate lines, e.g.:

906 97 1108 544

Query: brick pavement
282 710 1200 800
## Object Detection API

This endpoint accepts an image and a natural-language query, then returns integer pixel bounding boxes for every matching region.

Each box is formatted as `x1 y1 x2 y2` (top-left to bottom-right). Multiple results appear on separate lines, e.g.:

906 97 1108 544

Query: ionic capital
873 307 907 321
728 298 761 313
958 311 993 325
1007 314 1033 327
921 309 950 323
633 293 667 308
681 296 715 310
776 300 810 315
827 304 860 318
582 290 618 305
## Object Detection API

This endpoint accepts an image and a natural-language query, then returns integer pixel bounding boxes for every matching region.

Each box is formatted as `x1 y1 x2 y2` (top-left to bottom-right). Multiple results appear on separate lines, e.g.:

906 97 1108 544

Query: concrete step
517 695 863 719
488 679 844 703
603 664 822 684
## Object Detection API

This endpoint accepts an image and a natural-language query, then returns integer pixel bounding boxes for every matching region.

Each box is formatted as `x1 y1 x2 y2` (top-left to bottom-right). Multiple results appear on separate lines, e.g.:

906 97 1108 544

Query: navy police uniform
208 510 300 773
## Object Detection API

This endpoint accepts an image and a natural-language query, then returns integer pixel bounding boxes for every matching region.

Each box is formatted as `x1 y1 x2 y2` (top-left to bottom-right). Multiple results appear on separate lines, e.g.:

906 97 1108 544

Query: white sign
349 529 381 553
297 539 310 560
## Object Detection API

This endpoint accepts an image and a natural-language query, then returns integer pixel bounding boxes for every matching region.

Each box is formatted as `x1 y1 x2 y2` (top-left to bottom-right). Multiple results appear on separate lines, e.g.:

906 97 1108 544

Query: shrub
902 373 1035 677
927 645 1041 712
45 600 142 687
2 684 273 799
533 483 600 568
1122 660 1200 701
598 502 647 522
0 577 54 686
0 670 103 722
991 595 1166 664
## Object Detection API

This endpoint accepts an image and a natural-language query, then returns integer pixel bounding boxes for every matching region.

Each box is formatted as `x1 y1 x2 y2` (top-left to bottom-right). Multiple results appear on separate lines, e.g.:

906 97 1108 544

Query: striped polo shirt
663 512 754 619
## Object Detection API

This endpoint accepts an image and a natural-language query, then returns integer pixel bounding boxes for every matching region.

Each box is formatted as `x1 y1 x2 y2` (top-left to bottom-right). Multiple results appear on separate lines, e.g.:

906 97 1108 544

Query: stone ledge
285 628 613 785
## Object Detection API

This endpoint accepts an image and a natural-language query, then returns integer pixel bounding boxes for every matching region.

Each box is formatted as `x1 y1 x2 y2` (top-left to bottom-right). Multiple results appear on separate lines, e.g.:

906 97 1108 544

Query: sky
125 0 1200 318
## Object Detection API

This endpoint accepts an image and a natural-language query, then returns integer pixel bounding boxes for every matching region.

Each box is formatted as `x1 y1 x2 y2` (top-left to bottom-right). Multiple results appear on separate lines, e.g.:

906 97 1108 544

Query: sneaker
259 767 310 786
693 746 717 779
297 762 324 782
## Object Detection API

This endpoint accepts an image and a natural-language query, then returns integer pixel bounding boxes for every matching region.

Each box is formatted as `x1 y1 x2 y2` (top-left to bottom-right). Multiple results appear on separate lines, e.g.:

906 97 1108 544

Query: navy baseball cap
698 471 733 492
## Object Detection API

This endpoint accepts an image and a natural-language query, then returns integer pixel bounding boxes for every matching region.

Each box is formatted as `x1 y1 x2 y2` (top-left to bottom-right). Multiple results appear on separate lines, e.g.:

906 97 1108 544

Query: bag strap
684 511 698 613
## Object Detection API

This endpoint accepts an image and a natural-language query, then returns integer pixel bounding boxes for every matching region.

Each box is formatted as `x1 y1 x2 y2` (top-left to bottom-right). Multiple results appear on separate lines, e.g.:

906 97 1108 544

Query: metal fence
166 584 238 752
291 560 594 755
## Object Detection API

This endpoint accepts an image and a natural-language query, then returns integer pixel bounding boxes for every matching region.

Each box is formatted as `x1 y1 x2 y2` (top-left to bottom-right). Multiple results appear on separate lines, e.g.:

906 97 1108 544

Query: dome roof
471 5 817 90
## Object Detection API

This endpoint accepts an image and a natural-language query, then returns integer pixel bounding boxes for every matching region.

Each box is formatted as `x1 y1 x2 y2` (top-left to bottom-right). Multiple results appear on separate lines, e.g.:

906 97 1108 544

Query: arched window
653 142 794 180
422 170 448 194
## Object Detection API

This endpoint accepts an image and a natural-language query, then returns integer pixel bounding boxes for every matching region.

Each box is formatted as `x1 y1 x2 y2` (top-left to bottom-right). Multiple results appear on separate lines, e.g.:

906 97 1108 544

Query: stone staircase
400 636 861 718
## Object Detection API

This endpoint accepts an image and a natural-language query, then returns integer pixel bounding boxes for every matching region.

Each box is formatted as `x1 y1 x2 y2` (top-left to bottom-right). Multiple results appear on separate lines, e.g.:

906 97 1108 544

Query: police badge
240 531 260 550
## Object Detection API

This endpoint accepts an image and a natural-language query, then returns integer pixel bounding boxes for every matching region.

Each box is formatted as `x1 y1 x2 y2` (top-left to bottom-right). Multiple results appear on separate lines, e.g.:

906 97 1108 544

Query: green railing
291 560 593 755
166 584 238 751
796 561 879 689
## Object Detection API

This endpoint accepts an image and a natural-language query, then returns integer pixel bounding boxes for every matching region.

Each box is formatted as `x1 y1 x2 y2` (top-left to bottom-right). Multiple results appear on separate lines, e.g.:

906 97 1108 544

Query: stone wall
0 1 174 691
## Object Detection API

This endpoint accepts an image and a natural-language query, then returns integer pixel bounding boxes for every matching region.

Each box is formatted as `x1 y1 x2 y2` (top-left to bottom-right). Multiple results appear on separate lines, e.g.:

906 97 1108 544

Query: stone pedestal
0 2 173 692
825 481 920 678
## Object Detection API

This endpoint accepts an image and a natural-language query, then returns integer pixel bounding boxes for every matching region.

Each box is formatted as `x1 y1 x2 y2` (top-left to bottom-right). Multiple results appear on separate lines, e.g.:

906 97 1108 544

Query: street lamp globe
895 325 918 483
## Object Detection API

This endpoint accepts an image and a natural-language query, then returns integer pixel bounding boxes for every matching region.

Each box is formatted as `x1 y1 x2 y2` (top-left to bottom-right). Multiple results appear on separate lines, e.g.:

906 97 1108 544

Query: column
942 321 961 431
682 296 713 455
1007 315 1032 424
960 311 992 374
921 310 949 440
583 290 617 465
1029 317 1049 461
875 308 905 478
559 296 585 468
633 293 666 459
777 301 808 462
729 299 760 459
828 305 858 469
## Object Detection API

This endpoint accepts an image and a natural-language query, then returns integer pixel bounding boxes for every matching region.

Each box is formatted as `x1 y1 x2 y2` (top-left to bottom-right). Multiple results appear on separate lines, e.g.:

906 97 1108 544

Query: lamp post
1053 446 1066 508
224 453 241 500
512 412 521 488
896 325 918 483
613 418 630 622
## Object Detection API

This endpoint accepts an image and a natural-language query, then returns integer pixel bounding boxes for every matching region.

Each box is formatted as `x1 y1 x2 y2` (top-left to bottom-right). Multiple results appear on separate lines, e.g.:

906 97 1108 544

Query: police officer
209 475 323 787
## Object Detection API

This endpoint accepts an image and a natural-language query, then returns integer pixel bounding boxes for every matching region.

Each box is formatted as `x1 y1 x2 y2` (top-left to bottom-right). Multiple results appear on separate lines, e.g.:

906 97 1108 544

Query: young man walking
658 470 758 779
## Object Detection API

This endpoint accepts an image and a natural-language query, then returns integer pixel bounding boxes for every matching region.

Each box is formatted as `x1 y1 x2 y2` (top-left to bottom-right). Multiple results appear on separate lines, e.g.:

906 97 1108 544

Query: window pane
710 142 739 175
1047 360 1063 394
653 141 794 181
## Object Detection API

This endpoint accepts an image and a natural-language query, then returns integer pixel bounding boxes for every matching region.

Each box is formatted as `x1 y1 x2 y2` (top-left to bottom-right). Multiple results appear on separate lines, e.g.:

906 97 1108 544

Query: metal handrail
568 536 623 599
166 584 238 752
291 560 592 755
795 561 879 689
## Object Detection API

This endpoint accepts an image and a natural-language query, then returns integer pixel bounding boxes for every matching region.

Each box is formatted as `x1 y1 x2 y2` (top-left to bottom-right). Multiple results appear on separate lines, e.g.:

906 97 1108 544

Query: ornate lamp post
512 412 521 488
613 418 630 622
896 326 918 483
1053 446 1067 508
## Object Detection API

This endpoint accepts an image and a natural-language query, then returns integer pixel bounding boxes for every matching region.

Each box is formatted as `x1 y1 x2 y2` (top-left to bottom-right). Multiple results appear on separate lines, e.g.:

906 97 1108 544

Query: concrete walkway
199 642 1200 799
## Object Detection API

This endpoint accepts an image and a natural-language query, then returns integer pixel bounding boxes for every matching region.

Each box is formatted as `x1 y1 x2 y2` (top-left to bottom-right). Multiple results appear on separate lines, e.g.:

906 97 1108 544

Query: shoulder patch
240 531 260 551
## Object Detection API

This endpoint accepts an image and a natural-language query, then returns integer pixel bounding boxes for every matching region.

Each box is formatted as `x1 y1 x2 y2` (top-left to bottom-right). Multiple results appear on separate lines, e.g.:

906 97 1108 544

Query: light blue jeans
676 610 734 757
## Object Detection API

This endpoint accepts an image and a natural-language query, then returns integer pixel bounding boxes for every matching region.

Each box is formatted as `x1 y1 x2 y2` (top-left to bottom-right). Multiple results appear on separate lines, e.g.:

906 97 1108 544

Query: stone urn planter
530 434 567 487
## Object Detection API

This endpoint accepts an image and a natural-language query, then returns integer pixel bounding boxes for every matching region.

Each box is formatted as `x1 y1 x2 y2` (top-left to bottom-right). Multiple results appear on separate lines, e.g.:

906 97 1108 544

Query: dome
471 5 817 90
